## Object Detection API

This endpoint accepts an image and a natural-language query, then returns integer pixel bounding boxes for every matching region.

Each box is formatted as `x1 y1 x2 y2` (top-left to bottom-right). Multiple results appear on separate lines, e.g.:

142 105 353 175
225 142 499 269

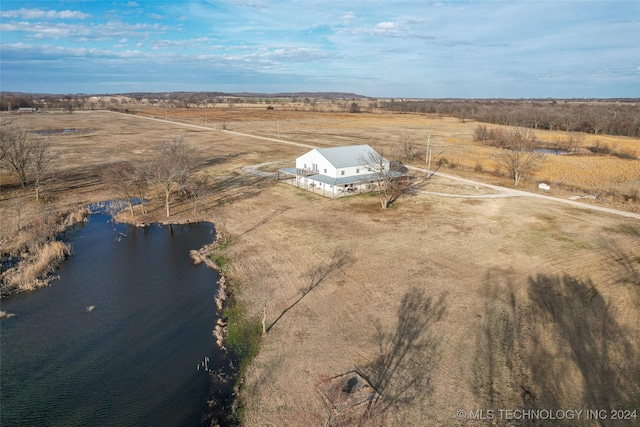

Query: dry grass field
133 105 640 209
1 108 639 426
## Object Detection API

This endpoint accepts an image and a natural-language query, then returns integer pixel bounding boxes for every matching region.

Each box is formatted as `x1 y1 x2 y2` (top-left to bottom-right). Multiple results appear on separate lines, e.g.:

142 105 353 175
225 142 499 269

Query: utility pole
426 134 432 176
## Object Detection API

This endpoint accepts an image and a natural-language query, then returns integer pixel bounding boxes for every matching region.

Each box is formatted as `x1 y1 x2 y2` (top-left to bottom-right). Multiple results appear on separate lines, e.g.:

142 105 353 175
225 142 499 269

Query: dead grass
1 240 71 293
124 108 640 211
0 109 638 425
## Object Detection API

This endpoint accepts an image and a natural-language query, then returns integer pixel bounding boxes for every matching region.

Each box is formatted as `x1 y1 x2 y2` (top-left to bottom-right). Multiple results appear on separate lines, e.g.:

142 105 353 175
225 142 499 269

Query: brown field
1 108 639 426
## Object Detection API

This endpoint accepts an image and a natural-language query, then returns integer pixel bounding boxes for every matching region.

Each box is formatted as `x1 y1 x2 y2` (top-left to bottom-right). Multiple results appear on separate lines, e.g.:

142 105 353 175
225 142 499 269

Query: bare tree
1 123 53 199
473 124 489 143
565 132 584 153
133 165 150 214
29 137 53 202
0 125 6 166
101 163 140 216
0 122 8 186
185 172 212 214
550 132 584 155
396 130 418 161
493 128 546 186
359 149 409 209
1 125 35 187
148 135 200 217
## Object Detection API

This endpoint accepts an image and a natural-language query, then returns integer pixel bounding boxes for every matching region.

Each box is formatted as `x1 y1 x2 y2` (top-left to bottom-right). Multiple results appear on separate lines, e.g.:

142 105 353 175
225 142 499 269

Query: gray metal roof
315 144 381 168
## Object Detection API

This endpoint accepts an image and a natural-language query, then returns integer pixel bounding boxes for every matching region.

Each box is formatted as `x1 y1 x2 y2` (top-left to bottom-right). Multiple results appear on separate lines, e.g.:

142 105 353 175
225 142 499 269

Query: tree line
379 99 640 138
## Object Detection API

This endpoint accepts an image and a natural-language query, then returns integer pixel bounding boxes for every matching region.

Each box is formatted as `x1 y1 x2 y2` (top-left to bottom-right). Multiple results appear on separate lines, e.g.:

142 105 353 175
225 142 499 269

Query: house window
341 171 345 176
356 168 360 173
324 169 327 174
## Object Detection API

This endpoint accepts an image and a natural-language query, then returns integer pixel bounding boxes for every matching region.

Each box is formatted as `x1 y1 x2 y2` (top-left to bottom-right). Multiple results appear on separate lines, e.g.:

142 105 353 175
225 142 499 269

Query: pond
534 148 570 155
1 212 231 426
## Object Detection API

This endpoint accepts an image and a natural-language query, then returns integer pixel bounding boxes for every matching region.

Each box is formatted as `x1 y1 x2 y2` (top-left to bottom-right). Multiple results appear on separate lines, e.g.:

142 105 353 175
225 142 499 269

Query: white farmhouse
277 144 391 199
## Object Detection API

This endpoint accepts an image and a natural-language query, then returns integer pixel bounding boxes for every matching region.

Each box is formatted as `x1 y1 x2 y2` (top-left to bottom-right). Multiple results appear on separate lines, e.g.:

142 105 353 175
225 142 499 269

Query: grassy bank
207 239 263 423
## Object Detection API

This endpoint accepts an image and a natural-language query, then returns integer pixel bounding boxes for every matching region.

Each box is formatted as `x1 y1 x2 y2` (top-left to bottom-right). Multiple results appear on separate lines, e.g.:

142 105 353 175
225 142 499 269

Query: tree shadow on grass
606 240 640 289
526 274 639 419
213 173 274 206
473 269 520 409
475 268 640 426
358 288 448 422
267 248 353 333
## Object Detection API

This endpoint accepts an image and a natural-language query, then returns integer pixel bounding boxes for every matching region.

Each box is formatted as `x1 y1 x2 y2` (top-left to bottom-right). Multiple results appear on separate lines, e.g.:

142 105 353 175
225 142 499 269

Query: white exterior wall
297 150 337 176
336 165 370 178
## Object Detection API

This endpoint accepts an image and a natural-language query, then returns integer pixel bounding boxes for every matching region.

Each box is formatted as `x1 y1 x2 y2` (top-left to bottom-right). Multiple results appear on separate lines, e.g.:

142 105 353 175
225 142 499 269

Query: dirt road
412 167 640 220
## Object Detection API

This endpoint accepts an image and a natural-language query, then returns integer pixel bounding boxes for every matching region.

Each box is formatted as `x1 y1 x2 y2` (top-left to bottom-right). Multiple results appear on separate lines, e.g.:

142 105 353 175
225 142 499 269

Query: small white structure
538 183 551 191
278 145 390 199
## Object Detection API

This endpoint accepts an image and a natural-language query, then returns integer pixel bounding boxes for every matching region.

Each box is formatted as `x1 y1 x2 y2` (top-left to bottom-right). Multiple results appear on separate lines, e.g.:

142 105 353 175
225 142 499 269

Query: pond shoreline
2 203 241 427
116 214 241 427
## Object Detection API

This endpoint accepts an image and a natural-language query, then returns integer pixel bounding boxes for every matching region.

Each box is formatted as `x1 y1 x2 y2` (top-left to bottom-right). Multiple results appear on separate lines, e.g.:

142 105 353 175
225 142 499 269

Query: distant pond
534 148 570 155
1 211 229 426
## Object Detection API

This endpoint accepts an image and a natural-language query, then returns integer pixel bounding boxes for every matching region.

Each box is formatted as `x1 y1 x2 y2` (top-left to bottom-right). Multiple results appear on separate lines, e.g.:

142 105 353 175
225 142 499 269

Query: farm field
132 105 640 212
1 108 639 426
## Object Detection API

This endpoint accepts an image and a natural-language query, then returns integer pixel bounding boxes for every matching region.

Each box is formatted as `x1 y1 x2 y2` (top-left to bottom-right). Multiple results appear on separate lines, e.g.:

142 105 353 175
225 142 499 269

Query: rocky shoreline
190 241 239 427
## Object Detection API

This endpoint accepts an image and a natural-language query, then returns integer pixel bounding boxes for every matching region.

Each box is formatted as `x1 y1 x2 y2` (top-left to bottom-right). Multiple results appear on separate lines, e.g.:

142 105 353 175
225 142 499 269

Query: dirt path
411 166 640 220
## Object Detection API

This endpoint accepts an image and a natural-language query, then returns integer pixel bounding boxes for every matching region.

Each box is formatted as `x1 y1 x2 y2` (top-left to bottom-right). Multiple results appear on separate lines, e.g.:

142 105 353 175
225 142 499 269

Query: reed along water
1 213 226 426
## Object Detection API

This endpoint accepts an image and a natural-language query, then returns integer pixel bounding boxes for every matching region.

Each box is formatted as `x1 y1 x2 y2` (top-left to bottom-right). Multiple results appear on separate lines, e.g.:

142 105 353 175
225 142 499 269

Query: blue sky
1 0 638 98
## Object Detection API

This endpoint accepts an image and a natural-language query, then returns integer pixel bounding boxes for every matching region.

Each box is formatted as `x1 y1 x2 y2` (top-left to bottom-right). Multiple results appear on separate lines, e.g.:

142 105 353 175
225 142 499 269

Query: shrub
473 124 488 142
587 142 637 160
588 140 611 155
612 150 638 160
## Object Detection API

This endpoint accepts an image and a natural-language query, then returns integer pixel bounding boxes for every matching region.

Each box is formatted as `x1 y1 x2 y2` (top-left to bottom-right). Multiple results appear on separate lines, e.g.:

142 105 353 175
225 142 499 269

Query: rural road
119 111 640 221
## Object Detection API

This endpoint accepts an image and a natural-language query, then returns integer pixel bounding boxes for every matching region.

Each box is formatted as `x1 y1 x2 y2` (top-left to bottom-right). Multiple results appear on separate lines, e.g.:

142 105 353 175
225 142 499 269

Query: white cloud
0 20 169 41
0 7 91 20
376 22 395 30
151 37 216 50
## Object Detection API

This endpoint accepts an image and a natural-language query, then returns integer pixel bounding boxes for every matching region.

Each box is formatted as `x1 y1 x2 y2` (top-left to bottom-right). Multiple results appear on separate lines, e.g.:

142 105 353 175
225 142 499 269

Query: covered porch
277 168 378 199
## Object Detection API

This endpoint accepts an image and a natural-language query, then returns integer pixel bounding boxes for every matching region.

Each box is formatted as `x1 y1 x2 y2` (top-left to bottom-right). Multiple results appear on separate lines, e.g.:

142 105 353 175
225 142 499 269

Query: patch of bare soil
1 110 638 426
